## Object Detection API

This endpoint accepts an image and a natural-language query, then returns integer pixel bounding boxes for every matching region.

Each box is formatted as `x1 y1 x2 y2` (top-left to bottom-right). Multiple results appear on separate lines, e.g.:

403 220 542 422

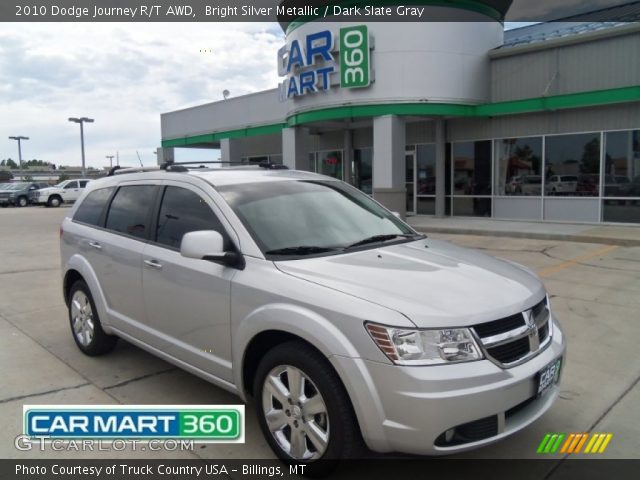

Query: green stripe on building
161 85 640 147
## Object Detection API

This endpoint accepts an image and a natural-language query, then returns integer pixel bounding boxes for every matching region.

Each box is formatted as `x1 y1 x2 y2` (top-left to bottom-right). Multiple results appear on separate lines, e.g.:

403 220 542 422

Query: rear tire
68 280 117 356
254 341 361 475
48 196 62 207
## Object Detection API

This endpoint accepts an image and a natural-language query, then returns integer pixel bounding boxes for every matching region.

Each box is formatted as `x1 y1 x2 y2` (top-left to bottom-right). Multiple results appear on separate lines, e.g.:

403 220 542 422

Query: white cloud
0 22 284 167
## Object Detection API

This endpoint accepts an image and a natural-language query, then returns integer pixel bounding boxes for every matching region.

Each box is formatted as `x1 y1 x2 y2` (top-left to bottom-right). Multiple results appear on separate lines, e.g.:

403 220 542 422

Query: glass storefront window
416 144 436 195
604 130 640 197
495 137 542 196
309 151 343 180
453 141 492 195
453 197 492 217
602 199 640 223
544 133 601 197
353 148 373 194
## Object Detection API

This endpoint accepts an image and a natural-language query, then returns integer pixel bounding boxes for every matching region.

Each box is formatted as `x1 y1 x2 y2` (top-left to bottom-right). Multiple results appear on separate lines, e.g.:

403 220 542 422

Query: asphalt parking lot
1 206 638 462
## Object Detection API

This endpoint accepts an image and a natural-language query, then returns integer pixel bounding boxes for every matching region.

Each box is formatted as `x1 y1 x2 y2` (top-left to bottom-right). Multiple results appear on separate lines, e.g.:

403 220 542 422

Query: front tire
17 196 28 207
68 280 117 356
254 341 360 473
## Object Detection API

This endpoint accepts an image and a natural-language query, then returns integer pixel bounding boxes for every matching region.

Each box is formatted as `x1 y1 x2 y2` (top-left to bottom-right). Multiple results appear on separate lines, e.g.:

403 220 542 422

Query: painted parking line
537 244 618 278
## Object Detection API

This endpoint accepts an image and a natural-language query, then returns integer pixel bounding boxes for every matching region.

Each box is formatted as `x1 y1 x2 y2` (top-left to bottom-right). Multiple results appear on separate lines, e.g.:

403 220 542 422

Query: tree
581 138 601 174
4 159 18 168
57 173 70 183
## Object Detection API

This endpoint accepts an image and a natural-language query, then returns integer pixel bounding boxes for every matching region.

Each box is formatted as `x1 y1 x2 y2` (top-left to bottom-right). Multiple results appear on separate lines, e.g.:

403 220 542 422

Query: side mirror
391 211 402 219
180 230 241 267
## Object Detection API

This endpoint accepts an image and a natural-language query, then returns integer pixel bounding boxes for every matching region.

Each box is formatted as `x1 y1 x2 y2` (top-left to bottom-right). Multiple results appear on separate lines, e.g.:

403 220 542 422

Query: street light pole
106 155 114 168
68 117 94 177
8 136 29 181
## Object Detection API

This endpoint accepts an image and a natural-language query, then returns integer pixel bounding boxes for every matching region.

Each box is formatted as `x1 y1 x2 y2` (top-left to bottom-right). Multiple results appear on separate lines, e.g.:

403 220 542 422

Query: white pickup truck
33 179 91 207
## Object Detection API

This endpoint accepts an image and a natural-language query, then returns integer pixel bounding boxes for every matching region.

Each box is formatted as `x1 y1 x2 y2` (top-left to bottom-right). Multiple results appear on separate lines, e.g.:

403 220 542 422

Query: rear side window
155 186 227 249
79 180 89 188
105 186 156 240
74 187 114 226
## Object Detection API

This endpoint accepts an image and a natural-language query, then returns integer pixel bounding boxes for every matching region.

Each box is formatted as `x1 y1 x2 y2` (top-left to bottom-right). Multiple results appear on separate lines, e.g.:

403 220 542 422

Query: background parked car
577 174 599 196
33 179 91 207
545 175 578 195
0 182 49 207
507 175 542 195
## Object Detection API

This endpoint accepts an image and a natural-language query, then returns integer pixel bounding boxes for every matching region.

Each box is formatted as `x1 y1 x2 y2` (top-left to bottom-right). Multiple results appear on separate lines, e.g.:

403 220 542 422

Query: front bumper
330 317 566 455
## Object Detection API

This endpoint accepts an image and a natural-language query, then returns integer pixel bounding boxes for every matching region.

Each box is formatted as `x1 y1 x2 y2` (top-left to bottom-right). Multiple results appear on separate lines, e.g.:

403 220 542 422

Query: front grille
486 336 530 364
473 297 551 367
473 313 524 337
505 395 537 419
538 322 549 343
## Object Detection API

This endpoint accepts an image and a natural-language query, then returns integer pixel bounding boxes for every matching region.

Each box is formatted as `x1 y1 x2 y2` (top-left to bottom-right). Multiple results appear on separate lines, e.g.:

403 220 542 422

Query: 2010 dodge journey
60 163 565 465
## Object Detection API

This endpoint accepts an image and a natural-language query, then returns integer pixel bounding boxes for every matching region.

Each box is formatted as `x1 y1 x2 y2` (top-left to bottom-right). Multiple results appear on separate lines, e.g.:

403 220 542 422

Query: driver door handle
144 259 163 270
88 241 102 250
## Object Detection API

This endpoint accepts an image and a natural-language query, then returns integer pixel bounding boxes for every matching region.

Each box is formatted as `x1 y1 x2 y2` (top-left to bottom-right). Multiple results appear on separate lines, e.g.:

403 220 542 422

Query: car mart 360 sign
278 25 371 100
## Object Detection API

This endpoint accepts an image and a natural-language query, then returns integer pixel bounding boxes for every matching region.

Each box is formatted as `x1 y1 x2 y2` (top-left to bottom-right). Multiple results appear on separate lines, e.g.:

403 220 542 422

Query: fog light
444 428 455 443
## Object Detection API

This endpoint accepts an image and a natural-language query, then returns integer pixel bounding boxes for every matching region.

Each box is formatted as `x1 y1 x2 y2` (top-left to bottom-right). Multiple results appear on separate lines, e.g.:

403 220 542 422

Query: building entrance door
405 151 416 215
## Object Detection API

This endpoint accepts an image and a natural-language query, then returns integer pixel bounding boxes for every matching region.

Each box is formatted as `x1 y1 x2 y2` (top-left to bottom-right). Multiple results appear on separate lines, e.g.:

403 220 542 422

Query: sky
0 2 613 169
0 22 285 168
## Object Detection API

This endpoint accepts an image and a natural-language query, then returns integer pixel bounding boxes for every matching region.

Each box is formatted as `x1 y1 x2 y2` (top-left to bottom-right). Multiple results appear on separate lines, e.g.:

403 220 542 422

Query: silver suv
60 163 565 464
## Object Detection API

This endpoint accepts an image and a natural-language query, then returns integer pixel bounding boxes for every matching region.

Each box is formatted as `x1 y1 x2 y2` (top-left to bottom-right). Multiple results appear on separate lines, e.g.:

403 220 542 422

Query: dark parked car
0 182 49 207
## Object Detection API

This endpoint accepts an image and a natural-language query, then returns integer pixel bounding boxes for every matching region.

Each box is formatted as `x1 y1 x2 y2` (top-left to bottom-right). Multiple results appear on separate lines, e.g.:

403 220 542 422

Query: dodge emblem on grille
524 310 540 351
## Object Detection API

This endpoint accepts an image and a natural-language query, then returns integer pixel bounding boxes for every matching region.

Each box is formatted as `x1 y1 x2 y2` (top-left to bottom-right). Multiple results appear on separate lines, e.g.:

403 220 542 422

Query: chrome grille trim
473 297 552 368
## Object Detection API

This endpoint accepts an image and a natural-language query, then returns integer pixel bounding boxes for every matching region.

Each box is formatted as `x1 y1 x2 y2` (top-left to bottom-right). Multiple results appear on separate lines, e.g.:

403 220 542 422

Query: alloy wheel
71 290 95 347
262 365 329 460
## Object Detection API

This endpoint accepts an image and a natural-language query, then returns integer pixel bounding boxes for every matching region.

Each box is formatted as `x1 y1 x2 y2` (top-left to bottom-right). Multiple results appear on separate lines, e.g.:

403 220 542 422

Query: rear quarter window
73 187 115 226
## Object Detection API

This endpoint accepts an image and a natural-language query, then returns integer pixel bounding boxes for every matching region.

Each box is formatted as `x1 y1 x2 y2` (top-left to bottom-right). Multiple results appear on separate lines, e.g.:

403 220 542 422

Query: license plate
537 358 561 396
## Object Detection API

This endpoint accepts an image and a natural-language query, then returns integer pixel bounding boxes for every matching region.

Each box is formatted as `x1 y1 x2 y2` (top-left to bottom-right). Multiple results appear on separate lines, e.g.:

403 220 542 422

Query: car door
141 182 237 383
94 183 161 342
61 180 79 202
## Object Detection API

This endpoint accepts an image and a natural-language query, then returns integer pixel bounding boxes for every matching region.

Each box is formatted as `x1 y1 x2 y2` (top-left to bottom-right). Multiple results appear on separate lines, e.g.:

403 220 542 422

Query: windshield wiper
346 234 420 249
265 246 342 256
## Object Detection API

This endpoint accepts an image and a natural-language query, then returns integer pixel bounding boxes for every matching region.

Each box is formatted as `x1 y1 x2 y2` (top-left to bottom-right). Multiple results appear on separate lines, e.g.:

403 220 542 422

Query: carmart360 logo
23 405 244 442
537 432 613 454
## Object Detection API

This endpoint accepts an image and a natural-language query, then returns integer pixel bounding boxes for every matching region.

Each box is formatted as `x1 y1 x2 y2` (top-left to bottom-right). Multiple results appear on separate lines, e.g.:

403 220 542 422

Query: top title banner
1 0 636 22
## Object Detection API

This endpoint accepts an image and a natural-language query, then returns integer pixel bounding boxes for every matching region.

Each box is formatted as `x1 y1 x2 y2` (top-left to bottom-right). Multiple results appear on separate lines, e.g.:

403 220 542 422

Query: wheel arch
63 255 112 332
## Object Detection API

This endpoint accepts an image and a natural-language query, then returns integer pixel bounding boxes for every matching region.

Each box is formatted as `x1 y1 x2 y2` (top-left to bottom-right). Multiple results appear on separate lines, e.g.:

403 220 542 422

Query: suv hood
275 238 545 328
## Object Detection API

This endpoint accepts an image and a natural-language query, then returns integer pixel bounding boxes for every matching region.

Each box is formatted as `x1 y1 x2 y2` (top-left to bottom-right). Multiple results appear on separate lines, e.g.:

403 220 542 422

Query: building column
373 115 406 218
282 127 311 170
156 147 174 165
435 118 446 217
220 138 241 163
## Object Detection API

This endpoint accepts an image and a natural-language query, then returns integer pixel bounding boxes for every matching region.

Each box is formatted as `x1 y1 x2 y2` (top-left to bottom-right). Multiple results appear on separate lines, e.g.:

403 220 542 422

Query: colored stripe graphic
539 433 613 454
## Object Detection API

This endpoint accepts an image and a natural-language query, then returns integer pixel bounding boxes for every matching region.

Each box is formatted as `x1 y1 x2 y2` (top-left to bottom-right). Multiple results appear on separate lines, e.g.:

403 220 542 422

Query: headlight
366 323 483 365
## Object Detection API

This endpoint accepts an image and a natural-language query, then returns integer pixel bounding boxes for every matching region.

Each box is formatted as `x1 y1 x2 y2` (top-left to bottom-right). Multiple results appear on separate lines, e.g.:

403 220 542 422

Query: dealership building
159 1 640 224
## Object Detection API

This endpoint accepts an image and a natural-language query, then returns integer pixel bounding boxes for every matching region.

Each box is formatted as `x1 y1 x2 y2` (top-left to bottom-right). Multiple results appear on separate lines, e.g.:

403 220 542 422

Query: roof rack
159 160 288 171
108 166 161 176
107 160 288 177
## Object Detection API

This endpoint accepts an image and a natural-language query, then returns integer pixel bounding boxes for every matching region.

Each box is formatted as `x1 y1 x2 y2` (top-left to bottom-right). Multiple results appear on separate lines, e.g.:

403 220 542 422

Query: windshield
217 180 416 256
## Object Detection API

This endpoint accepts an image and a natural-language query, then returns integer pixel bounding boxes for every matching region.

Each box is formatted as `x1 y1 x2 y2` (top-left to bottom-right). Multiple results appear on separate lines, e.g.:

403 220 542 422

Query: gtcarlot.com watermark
15 436 194 452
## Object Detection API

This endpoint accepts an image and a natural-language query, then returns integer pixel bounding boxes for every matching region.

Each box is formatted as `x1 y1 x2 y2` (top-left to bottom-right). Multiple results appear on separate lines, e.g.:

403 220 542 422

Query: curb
411 226 640 247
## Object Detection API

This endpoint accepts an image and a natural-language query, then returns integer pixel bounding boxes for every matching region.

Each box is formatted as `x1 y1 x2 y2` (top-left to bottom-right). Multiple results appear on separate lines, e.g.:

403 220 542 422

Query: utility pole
106 155 114 168
68 117 94 176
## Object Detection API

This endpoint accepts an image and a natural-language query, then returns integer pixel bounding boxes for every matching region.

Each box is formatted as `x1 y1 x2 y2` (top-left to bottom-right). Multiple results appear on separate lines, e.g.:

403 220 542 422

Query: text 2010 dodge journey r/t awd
60 163 565 464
